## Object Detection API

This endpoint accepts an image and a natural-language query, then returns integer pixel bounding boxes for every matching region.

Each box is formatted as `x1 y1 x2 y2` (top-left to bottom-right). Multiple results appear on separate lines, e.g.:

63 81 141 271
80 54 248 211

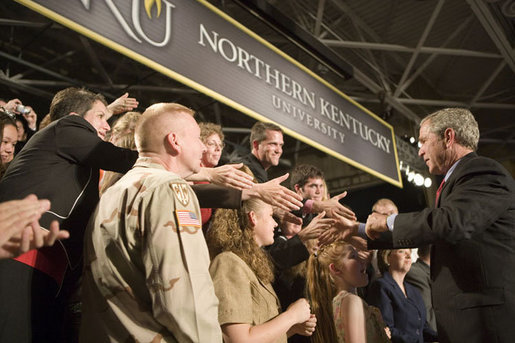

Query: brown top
210 251 286 343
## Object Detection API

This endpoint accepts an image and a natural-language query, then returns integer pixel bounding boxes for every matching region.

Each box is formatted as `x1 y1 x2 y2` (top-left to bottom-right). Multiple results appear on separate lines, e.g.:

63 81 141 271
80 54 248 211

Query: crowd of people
0 88 513 343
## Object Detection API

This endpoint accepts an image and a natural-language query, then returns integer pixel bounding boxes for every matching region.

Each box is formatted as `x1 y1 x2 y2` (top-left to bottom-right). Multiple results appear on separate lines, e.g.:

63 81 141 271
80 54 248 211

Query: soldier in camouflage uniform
80 103 221 342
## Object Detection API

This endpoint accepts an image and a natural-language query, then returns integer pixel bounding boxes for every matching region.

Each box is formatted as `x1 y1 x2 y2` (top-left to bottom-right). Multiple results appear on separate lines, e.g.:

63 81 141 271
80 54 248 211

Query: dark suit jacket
367 271 437 343
0 115 138 266
369 152 515 343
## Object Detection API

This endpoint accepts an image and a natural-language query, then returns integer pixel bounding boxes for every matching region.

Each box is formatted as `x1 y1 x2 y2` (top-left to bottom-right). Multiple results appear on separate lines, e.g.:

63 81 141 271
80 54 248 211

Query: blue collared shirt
357 158 463 237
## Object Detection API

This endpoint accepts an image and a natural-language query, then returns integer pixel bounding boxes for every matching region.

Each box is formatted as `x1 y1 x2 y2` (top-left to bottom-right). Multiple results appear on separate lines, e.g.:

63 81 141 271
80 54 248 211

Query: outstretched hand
0 195 70 259
209 163 255 190
313 191 356 220
297 211 335 243
318 212 359 246
107 93 139 115
365 212 388 240
252 173 303 211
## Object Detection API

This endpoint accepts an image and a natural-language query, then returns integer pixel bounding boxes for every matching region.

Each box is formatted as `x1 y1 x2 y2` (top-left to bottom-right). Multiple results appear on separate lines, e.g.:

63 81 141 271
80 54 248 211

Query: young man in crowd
232 121 284 183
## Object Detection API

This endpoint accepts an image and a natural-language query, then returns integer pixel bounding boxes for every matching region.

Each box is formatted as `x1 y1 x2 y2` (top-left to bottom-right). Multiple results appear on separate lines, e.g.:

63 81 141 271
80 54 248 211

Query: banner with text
18 0 402 186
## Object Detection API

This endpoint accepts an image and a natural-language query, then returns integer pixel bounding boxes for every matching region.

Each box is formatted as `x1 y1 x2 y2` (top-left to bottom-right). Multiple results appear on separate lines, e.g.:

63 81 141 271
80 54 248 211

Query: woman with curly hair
207 196 316 343
306 241 391 343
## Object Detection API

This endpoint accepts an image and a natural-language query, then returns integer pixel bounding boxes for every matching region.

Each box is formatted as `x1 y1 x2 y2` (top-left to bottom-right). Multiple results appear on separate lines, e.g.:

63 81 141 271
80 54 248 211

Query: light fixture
408 171 415 182
424 177 432 188
409 137 416 144
414 173 424 186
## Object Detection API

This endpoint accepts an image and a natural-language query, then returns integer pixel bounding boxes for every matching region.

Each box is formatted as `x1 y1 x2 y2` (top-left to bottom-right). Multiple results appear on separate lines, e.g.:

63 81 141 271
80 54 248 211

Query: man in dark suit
405 245 437 332
364 108 515 343
0 88 139 343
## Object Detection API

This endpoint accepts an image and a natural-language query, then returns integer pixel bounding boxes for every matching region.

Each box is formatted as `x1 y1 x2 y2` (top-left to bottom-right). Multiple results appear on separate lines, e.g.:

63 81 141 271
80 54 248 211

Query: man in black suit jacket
0 88 139 343
364 108 515 343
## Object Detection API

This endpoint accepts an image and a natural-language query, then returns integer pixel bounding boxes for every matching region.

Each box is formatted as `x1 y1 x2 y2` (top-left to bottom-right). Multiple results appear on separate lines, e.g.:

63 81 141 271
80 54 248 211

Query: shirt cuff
302 199 314 215
358 222 367 239
386 214 397 231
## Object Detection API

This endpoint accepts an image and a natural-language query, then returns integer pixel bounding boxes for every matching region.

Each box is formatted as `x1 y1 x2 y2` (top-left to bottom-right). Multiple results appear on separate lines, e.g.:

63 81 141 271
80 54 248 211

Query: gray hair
421 108 479 151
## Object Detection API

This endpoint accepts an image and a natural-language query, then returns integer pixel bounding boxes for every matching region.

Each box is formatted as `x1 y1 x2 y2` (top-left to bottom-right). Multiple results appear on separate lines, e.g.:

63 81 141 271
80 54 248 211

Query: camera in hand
16 104 31 115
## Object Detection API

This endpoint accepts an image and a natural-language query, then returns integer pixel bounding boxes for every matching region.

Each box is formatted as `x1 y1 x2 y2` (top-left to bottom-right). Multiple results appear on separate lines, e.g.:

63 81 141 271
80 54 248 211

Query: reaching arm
106 93 139 115
186 164 254 190
312 192 356 220
0 195 69 259
242 174 303 211
221 299 312 343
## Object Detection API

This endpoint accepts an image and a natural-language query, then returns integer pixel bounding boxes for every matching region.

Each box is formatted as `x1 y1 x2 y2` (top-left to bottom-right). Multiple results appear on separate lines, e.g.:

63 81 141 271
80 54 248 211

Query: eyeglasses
205 140 225 149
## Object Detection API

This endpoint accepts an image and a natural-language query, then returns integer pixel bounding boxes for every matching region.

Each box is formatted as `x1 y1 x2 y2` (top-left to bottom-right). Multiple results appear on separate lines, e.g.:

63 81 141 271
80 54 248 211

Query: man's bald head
372 198 398 216
135 103 195 154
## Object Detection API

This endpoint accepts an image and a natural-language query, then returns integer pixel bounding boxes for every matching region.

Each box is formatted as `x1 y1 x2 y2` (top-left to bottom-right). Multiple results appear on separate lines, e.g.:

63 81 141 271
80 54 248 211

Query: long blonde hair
306 241 353 343
207 197 275 283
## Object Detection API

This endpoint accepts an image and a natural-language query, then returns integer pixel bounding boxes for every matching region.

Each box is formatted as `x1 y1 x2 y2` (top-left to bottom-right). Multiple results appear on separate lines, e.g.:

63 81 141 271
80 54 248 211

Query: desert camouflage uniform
80 157 221 343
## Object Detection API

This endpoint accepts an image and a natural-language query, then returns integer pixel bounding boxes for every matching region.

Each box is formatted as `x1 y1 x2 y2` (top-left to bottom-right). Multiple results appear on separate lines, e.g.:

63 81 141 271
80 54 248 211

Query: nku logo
79 0 174 47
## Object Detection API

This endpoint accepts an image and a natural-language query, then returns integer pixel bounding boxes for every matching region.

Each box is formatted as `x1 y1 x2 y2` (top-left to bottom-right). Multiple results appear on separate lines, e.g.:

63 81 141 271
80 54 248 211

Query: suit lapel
436 152 477 208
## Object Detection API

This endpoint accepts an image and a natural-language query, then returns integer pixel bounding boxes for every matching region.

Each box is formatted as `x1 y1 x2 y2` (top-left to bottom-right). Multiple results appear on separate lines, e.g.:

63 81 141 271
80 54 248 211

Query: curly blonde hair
206 197 275 284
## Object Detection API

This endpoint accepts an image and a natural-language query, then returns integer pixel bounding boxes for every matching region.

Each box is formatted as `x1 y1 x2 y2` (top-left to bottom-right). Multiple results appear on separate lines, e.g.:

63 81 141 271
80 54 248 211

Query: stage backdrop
17 0 403 187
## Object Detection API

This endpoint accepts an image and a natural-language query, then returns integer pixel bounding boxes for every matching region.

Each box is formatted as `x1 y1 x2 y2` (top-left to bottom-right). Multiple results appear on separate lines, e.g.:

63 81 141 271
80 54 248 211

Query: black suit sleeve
191 184 242 209
265 235 310 271
370 155 514 249
55 116 137 172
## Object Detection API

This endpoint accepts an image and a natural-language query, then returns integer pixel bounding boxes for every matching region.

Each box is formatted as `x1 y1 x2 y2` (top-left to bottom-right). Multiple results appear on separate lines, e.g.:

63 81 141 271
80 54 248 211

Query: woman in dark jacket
367 249 438 343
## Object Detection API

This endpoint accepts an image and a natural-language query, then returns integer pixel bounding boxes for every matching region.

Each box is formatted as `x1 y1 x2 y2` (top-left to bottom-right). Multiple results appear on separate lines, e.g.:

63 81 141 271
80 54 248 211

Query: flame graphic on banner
144 0 162 19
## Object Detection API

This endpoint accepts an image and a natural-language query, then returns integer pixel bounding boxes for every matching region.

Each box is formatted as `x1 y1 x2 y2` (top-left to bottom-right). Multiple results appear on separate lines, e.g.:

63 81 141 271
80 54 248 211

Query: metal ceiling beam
394 0 445 98
79 35 114 88
0 74 54 98
0 50 118 99
232 0 353 79
467 0 515 73
320 40 502 58
0 19 60 28
305 12 400 96
469 60 506 105
313 0 326 37
0 50 83 87
397 15 475 95
352 69 422 122
10 50 76 80
325 0 441 93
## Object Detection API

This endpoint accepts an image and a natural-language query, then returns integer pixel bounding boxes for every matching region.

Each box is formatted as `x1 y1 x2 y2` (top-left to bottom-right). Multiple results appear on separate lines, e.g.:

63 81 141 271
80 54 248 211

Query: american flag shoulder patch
175 210 201 228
